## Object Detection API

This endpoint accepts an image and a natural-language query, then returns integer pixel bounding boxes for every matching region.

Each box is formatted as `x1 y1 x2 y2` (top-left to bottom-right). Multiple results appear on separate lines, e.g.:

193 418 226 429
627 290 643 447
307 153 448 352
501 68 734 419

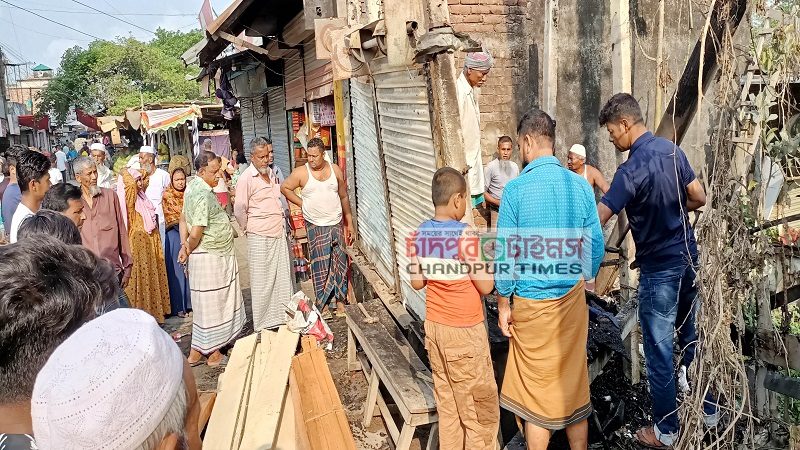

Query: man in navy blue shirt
597 93 715 448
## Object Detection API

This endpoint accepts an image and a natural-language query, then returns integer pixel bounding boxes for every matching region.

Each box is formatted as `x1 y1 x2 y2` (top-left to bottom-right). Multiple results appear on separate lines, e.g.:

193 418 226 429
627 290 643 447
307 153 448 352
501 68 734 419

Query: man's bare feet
206 350 227 367
335 301 347 318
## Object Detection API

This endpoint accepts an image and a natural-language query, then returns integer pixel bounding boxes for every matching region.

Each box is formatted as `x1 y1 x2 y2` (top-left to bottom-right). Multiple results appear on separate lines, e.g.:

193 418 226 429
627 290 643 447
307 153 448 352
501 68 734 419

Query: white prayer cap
569 144 586 158
139 145 156 154
126 154 141 170
89 142 105 151
31 309 185 450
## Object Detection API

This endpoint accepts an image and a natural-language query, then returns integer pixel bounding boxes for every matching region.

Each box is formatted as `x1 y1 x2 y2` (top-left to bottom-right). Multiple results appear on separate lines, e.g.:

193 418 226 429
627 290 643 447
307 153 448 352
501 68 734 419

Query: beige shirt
456 72 485 196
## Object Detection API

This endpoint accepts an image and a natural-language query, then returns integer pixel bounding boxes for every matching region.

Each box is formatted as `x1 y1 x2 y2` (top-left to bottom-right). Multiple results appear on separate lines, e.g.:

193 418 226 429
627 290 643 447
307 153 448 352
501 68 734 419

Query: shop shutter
371 59 436 320
303 38 333 101
284 50 305 110
267 87 292 179
350 78 397 289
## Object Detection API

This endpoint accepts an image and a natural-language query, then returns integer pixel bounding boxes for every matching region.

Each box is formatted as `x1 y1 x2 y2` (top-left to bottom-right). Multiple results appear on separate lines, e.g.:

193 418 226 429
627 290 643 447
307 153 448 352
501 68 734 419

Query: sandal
207 355 229 368
188 357 204 367
635 427 672 449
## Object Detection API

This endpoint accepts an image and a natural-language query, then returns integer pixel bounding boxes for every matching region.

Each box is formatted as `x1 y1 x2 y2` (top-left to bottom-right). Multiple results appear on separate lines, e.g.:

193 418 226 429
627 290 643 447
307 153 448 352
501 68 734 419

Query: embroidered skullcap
138 145 155 154
464 51 494 71
89 143 105 151
31 309 185 450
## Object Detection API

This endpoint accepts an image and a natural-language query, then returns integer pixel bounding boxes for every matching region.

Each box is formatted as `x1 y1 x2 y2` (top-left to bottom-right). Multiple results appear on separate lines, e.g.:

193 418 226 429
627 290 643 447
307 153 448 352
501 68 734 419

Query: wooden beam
757 330 800 372
240 327 300 450
764 370 800 400
542 0 558 117
215 31 271 57
197 392 217 433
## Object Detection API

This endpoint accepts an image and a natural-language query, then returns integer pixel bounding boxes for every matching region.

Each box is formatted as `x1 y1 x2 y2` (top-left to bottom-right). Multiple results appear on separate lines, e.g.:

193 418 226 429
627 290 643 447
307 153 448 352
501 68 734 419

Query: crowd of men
0 51 711 450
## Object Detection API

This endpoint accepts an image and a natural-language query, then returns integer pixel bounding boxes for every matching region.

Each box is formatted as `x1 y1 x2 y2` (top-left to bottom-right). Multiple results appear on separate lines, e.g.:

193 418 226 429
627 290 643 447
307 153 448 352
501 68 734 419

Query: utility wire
69 0 156 36
0 0 105 41
18 7 195 16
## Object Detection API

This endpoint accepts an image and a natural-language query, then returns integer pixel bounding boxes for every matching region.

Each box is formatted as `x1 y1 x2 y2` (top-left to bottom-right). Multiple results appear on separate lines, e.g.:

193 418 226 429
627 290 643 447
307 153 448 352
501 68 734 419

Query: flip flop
634 427 672 450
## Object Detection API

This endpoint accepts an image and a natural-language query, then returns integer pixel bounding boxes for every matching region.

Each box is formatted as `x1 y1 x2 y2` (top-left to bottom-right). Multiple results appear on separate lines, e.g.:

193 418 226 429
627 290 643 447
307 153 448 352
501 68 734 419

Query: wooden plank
764 370 800 399
275 389 298 450
289 366 313 450
345 301 436 416
757 331 800 371
215 31 270 56
290 338 357 450
240 327 300 450
205 333 259 450
197 391 217 433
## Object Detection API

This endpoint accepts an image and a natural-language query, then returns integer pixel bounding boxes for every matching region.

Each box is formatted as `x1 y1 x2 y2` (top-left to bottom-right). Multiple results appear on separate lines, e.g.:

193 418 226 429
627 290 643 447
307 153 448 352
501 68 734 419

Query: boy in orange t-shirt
409 167 498 450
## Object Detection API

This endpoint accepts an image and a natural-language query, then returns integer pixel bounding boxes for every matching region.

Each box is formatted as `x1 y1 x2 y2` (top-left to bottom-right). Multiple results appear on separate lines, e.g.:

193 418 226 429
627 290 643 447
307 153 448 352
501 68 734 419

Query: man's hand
178 245 189 265
497 297 513 338
345 223 355 246
121 277 130 289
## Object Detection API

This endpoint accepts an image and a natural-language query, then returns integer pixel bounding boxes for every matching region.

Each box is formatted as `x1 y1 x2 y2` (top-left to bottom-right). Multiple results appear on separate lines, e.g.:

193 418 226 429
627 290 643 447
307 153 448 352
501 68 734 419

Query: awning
140 106 202 132
75 108 99 130
18 115 49 130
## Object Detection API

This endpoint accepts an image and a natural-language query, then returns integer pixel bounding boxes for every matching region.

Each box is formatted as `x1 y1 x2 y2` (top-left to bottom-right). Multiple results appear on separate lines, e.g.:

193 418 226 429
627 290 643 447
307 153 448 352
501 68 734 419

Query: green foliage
39 28 205 122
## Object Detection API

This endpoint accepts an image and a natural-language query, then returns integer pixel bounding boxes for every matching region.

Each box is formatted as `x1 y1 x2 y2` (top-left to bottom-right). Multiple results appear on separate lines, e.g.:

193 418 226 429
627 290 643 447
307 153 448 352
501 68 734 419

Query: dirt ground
157 232 688 450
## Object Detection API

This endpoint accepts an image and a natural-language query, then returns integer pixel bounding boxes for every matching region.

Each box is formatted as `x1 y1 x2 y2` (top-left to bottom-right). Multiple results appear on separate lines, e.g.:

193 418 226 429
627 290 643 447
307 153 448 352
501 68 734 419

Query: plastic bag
285 291 334 350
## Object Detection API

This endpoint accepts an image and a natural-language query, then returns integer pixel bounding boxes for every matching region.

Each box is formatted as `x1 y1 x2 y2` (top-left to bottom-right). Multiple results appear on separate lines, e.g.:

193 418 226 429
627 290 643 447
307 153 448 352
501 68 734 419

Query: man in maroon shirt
74 156 133 305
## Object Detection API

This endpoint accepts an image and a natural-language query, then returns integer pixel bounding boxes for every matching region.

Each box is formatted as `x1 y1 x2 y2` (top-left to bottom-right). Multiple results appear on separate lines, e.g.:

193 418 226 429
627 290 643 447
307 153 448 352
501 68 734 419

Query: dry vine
675 0 800 448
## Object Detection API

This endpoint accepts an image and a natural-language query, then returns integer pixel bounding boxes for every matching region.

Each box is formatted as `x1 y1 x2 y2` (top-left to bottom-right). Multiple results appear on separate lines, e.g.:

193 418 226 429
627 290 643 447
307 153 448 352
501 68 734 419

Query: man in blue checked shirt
495 108 604 450
597 93 714 449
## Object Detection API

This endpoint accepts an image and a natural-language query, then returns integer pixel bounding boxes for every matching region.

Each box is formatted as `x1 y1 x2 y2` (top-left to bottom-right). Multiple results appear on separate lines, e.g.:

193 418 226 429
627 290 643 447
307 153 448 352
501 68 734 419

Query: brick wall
447 0 538 165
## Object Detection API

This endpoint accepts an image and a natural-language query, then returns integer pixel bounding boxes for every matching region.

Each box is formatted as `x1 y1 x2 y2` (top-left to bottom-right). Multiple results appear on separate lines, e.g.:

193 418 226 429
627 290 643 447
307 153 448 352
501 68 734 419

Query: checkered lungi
305 221 348 309
188 250 246 355
248 234 293 331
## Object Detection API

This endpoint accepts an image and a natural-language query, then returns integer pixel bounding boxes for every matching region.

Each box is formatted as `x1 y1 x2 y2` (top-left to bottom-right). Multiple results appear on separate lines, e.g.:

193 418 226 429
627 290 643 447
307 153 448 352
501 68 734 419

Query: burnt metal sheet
267 87 292 179
304 38 333 101
284 51 305 110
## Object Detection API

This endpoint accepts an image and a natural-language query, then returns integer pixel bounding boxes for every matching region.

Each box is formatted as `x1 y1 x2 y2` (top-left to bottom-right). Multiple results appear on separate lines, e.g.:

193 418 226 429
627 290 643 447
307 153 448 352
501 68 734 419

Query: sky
0 0 231 77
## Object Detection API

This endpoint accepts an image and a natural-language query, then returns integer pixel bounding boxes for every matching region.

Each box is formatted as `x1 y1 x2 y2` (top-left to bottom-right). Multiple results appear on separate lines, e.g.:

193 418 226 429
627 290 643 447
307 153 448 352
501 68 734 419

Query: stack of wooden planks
203 326 299 450
202 328 356 450
289 336 357 450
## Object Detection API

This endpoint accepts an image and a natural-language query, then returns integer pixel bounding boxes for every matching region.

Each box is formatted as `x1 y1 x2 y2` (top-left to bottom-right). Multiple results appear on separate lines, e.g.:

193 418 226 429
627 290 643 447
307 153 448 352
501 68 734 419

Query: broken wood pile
202 327 356 450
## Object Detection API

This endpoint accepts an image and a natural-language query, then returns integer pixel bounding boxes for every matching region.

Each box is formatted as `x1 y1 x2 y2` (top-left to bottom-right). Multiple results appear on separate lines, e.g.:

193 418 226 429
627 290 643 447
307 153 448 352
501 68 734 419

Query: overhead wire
0 15 93 42
3 4 25 61
68 0 156 36
0 0 106 41
13 7 195 16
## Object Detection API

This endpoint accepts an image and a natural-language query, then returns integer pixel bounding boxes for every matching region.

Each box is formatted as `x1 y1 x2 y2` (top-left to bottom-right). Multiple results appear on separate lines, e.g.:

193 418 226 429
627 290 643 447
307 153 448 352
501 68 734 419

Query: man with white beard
483 135 519 228
90 143 115 189
74 156 133 307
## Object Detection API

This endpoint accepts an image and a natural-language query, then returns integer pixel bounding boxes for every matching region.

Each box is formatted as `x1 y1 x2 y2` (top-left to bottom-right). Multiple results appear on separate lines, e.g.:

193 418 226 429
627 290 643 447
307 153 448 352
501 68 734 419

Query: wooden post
542 0 558 117
610 0 640 384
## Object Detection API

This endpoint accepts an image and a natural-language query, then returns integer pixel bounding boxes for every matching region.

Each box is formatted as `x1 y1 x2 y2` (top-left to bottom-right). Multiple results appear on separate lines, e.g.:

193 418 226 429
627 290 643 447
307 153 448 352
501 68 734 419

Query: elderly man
74 156 133 308
567 144 609 194
281 138 354 317
31 309 202 450
138 145 172 244
596 93 714 448
457 51 494 229
90 142 115 188
235 138 293 331
0 237 120 449
42 182 85 228
9 151 51 243
483 135 519 228
496 109 604 450
179 152 245 366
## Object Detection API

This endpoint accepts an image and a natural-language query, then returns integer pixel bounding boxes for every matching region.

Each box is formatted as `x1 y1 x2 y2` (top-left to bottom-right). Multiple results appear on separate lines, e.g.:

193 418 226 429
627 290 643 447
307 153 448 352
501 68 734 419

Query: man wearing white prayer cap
31 308 201 450
90 142 115 189
456 51 494 231
140 145 172 245
567 143 610 194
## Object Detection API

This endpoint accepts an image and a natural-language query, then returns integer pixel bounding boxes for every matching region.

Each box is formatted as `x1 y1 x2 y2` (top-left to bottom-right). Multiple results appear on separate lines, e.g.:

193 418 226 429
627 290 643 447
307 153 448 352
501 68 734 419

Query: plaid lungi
248 234 293 331
188 251 246 355
305 221 348 309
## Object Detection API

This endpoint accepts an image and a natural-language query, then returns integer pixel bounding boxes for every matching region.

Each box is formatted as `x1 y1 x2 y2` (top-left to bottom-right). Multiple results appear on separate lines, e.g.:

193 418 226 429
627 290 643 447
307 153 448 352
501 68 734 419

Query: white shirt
55 150 67 171
48 168 63 184
144 168 171 223
456 72 485 197
9 202 34 243
97 165 114 189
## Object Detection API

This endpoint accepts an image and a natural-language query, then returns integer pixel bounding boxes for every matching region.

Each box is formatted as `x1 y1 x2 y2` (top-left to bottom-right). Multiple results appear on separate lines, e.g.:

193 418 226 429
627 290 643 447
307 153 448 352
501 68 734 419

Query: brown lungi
500 280 592 430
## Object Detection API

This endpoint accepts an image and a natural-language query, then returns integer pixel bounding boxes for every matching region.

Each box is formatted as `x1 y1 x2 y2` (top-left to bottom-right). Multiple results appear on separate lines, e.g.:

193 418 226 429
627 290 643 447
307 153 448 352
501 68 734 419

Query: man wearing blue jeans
596 93 716 449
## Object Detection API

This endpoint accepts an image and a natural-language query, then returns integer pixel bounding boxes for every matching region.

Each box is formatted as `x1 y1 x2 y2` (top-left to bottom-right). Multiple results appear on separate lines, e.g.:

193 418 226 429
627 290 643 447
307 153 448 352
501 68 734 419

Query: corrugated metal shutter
267 87 292 179
240 97 256 158
252 94 270 147
303 38 333 101
284 51 305 110
372 59 436 320
351 78 396 288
